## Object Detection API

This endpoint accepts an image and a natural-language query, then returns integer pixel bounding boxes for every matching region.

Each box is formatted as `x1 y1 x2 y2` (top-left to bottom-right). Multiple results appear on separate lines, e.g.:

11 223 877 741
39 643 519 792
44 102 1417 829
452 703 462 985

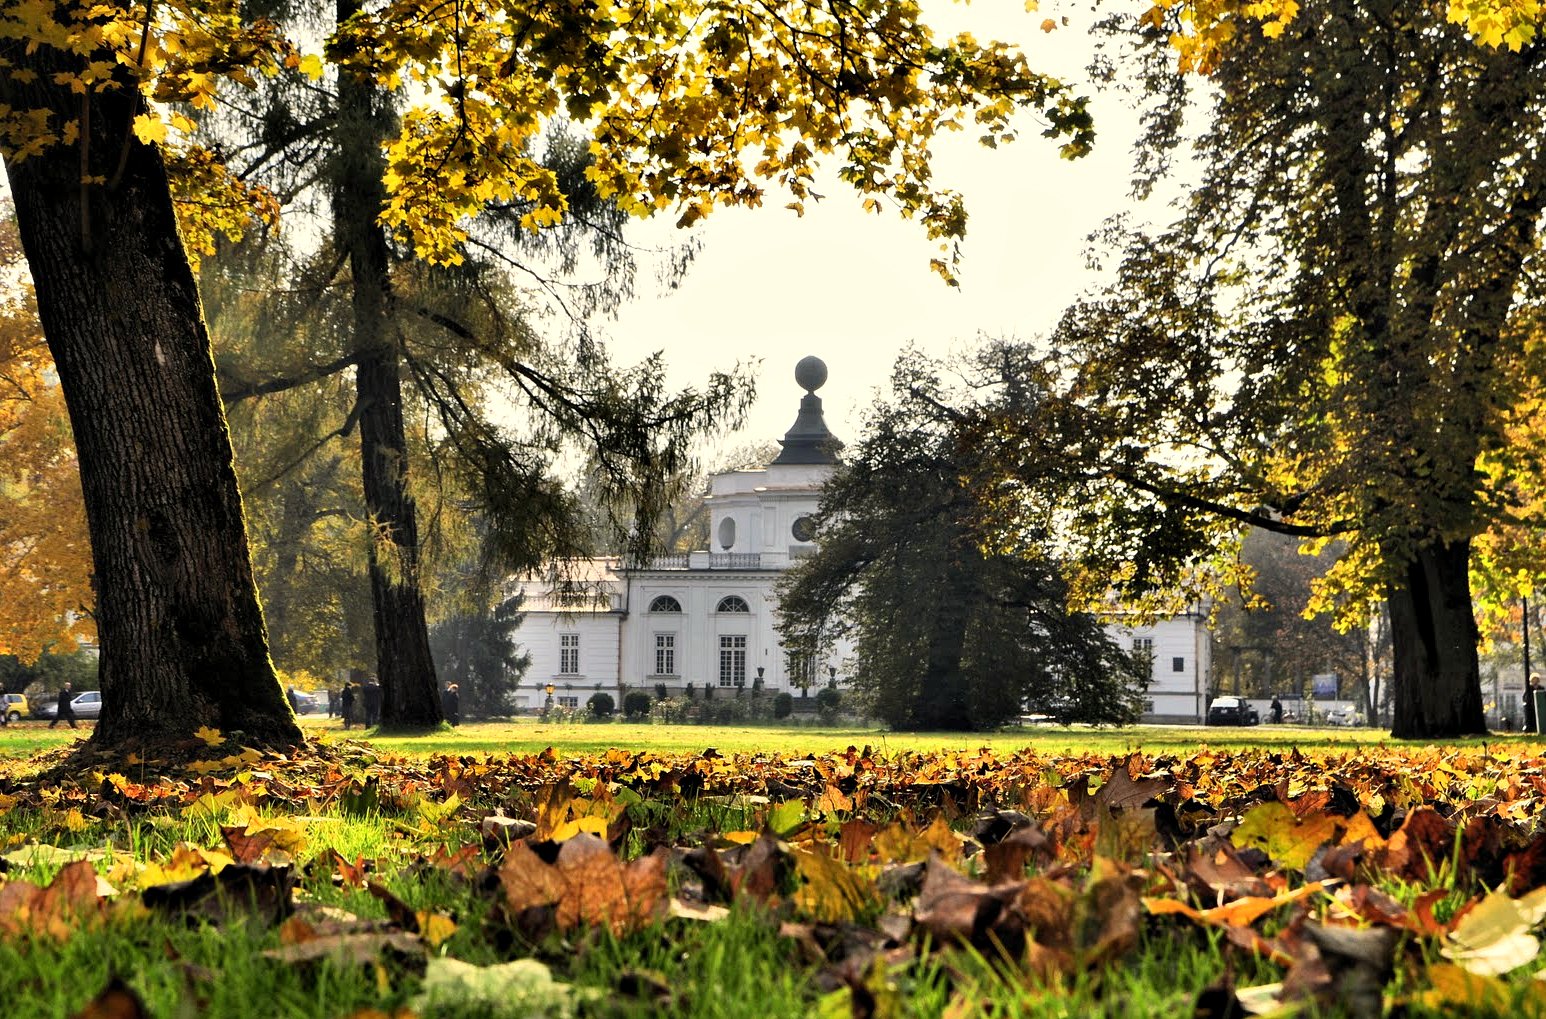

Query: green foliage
959 1 1546 735
1212 531 1386 714
428 593 530 720
814 687 843 723
773 693 794 720
779 350 1149 732
586 692 615 719
621 691 652 721
0 650 98 697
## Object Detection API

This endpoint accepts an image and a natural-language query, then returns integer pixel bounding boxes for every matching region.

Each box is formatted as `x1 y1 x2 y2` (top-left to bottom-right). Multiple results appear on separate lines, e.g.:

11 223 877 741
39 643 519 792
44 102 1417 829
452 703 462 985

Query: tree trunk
2 63 299 749
1388 539 1486 739
334 3 443 728
917 549 974 730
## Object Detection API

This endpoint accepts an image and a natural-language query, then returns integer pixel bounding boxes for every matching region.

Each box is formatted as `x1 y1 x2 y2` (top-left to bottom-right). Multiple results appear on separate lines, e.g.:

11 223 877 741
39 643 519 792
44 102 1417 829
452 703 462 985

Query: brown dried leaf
498 833 666 937
0 860 112 940
69 978 149 1019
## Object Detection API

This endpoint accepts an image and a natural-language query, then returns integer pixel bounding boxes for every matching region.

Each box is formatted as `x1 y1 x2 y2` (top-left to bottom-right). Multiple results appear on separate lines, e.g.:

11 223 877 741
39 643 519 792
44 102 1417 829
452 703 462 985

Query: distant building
512 357 1212 722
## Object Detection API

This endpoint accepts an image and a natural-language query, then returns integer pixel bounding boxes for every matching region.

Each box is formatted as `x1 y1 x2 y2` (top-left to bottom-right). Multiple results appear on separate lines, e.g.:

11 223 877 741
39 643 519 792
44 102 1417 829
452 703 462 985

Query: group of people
315 679 462 727
331 679 383 729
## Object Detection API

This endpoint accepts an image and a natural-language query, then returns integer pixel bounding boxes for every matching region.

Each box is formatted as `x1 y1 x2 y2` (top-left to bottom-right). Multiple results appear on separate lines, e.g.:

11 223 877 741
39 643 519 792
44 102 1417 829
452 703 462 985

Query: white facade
512 461 852 704
513 358 1212 723
1107 610 1213 724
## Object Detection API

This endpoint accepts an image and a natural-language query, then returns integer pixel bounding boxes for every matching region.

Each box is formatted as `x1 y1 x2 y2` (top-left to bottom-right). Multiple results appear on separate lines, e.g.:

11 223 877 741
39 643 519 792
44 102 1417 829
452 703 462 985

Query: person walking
441 683 461 726
362 680 382 727
49 682 77 729
340 683 357 729
1270 697 1283 725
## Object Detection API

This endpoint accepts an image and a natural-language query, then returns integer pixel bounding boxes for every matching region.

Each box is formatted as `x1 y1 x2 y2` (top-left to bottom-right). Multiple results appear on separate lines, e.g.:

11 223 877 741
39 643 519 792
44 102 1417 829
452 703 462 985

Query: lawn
3 722 1546 1017
0 714 1515 762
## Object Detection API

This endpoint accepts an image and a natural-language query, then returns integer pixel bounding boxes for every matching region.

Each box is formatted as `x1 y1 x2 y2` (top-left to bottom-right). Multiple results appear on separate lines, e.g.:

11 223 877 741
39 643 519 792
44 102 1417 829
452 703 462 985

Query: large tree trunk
334 1 443 728
917 549 975 730
2 61 300 749
1388 539 1486 739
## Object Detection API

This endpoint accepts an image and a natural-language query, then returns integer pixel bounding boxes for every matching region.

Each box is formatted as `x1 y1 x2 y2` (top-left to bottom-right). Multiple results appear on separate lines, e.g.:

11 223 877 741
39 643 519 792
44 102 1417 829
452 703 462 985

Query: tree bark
333 0 443 728
2 61 300 748
1388 539 1487 739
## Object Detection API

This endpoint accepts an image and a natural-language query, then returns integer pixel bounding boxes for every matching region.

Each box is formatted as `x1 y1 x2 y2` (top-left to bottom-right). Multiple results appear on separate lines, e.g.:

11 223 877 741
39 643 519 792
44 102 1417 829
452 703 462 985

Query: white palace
511 357 1212 723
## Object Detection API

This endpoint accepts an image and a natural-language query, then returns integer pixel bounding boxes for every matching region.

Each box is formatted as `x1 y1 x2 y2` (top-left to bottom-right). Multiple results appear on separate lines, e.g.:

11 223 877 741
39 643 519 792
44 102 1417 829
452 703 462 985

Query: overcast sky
598 4 1190 457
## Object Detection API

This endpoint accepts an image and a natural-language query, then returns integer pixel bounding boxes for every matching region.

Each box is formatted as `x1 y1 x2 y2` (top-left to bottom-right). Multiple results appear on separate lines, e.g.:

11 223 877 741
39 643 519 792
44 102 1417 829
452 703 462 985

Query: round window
791 515 816 542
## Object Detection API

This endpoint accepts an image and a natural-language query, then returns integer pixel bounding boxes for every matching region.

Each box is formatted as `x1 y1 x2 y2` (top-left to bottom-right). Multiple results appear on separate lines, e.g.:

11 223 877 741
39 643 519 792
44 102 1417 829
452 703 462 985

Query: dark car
289 690 324 714
1206 696 1259 726
34 690 102 721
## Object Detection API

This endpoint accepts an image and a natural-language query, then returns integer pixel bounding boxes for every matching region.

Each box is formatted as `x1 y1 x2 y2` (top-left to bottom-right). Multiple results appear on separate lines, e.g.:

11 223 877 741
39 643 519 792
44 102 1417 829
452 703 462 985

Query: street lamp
543 682 555 718
827 665 837 690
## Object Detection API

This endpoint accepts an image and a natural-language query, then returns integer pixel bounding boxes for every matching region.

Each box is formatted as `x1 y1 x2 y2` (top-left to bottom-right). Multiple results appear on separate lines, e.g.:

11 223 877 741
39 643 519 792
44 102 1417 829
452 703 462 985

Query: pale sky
600 5 1187 457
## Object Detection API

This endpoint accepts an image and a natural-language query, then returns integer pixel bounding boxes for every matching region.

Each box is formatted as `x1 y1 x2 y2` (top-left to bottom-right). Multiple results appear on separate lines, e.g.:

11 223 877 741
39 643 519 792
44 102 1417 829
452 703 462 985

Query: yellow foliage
1150 0 1538 74
4 0 1096 285
0 219 94 663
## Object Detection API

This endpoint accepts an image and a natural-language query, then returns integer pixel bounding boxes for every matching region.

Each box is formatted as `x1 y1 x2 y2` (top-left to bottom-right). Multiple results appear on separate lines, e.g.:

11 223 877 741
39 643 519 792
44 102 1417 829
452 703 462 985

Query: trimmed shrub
623 690 652 720
773 692 794 720
587 692 615 718
815 686 842 722
654 682 668 701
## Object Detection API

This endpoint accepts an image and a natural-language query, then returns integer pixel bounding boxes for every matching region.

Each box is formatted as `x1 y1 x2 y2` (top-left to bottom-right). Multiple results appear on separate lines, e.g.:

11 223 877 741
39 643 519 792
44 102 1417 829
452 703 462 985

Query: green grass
1 721 1542 1016
0 715 1537 763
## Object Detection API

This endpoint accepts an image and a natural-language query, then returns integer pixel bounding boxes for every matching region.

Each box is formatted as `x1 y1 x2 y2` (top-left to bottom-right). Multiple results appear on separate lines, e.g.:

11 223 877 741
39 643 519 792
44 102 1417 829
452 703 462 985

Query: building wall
1107 613 1211 723
511 377 1209 720
514 609 621 712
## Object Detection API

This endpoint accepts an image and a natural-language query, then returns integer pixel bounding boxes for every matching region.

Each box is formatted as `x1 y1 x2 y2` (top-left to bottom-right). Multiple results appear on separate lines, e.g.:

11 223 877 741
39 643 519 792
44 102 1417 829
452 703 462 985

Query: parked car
33 690 102 721
2 693 27 723
290 690 324 714
1206 696 1260 726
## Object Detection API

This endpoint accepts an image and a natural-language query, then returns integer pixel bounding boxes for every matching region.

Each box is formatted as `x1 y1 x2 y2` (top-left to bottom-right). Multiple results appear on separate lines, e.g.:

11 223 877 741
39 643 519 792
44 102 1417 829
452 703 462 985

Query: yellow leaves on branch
11 0 1092 282
331 0 1094 279
1446 0 1542 50
0 225 94 663
1152 0 1541 76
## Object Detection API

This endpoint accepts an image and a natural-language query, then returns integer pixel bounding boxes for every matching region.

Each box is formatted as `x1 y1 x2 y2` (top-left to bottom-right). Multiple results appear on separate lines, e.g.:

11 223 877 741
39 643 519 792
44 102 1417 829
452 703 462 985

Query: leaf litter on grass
7 736 1546 1014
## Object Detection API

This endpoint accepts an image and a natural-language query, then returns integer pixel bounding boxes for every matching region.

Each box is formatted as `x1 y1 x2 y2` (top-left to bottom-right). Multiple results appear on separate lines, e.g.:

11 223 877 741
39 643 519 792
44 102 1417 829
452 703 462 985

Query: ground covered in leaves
4 732 1546 1017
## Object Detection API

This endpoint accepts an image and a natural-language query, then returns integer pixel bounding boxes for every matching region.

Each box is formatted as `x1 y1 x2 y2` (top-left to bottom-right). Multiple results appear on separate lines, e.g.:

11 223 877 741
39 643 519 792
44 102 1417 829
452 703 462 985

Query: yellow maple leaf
130 113 166 145
194 725 222 747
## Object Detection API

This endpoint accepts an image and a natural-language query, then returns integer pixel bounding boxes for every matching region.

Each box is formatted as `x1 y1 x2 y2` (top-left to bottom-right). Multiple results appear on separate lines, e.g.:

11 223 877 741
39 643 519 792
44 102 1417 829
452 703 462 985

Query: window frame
559 633 580 675
654 632 677 677
718 634 747 687
716 595 750 613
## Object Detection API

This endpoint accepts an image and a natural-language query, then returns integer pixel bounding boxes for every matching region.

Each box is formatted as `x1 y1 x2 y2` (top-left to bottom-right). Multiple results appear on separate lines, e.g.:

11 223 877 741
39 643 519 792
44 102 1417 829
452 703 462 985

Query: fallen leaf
410 956 583 1017
1441 886 1546 976
69 977 149 1019
498 834 666 937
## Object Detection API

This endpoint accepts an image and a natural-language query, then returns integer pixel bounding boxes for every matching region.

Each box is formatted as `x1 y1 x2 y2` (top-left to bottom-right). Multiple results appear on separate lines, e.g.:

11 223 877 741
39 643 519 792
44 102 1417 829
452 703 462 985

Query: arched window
716 595 750 613
648 595 682 613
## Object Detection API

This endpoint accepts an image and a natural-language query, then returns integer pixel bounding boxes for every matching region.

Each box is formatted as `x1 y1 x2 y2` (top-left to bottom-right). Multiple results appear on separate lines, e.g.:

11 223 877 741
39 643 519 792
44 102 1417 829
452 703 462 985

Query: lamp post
827 665 837 690
754 666 765 696
543 683 555 718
